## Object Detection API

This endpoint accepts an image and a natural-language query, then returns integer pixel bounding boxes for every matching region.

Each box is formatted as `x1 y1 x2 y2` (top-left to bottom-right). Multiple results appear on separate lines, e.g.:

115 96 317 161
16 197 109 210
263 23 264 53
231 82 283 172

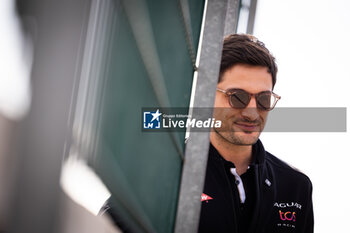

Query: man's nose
241 96 259 120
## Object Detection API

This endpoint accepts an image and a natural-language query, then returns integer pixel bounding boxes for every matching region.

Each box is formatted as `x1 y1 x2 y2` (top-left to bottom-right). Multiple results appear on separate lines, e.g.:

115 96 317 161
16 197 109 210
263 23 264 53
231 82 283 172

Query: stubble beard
213 123 262 146
212 108 266 146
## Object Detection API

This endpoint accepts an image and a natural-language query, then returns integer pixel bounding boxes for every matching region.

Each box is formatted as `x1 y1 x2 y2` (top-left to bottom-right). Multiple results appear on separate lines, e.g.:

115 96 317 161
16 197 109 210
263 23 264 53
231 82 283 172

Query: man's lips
234 122 260 131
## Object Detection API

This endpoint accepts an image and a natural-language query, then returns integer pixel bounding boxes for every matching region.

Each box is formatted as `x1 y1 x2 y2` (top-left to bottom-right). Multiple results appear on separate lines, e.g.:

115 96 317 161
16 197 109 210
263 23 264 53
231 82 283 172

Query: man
198 34 314 233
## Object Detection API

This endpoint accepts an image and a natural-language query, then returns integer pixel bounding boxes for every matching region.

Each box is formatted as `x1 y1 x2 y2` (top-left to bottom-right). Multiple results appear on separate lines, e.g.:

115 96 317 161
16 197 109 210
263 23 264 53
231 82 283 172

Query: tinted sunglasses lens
257 92 273 110
229 90 250 108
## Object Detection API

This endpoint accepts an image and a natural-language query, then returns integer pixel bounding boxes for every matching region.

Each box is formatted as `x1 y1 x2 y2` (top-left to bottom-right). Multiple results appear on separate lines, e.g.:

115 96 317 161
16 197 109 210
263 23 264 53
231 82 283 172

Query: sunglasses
216 88 281 111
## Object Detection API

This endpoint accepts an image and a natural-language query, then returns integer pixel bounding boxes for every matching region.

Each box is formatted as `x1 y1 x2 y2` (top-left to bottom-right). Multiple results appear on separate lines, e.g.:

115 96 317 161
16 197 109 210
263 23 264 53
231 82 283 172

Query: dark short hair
219 34 278 88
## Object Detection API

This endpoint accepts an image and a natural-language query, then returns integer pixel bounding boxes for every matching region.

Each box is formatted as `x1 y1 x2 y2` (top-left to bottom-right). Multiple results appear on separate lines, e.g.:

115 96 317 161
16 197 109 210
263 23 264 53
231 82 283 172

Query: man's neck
210 132 252 175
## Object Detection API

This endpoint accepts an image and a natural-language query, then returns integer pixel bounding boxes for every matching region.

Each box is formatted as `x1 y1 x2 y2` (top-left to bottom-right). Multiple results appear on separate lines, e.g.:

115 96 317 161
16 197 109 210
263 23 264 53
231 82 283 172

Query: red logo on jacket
201 193 213 202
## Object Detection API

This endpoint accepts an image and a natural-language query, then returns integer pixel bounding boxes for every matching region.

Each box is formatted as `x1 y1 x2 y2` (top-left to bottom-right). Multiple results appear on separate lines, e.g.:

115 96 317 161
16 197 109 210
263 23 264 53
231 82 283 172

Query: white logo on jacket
273 202 302 210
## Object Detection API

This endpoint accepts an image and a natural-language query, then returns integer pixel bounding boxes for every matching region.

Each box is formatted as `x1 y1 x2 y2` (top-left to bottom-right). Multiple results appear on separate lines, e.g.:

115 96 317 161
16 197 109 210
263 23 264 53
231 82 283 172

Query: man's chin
230 131 260 145
214 130 260 146
237 137 259 145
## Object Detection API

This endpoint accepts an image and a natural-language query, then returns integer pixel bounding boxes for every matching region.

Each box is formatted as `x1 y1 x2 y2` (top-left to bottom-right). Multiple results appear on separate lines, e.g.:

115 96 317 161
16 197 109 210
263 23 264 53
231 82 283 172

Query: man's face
212 64 273 146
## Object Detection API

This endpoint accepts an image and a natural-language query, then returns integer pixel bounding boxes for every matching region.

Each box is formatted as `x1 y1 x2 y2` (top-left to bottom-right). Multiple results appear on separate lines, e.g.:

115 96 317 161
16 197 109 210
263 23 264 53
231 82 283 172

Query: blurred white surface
0 0 32 120
60 156 111 216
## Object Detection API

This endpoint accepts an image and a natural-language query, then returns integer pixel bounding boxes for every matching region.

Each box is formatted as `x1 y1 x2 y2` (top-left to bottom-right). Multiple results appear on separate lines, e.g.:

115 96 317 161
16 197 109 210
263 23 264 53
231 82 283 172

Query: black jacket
198 140 314 233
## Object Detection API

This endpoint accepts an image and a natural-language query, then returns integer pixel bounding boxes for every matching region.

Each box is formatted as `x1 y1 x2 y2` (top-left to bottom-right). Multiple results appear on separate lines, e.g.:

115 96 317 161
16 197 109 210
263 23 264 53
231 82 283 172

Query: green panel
188 0 205 52
92 1 204 233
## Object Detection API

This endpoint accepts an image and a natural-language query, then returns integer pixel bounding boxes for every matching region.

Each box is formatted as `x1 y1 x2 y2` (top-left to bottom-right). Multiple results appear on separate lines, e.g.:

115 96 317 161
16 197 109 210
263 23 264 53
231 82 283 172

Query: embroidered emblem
273 202 300 229
201 193 213 202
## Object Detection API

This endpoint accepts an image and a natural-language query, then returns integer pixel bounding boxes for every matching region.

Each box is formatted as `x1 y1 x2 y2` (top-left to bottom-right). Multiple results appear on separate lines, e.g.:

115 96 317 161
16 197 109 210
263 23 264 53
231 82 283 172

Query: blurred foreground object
0 0 256 232
1 0 120 232
0 0 32 121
